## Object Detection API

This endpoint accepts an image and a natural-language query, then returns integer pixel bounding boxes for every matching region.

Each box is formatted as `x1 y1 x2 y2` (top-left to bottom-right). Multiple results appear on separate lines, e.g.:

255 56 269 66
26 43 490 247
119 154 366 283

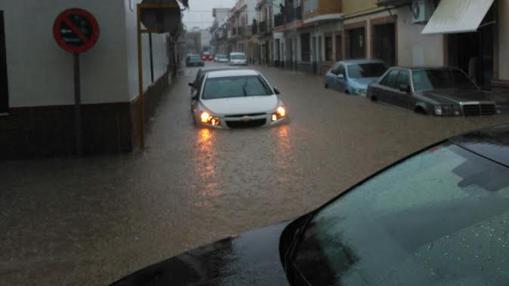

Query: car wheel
324 83 328 89
414 106 428 115
370 95 377 102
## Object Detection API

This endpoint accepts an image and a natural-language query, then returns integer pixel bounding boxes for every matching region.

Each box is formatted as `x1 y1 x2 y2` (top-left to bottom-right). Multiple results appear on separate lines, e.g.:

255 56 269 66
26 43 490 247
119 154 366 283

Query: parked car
368 66 499 116
111 123 509 286
229 52 248 66
190 69 287 128
185 54 204 67
325 59 388 96
215 54 229 63
201 51 212 61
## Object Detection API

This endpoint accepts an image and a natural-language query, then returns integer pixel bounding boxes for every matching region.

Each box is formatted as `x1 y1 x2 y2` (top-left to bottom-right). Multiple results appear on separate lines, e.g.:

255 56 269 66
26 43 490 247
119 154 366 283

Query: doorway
446 4 495 90
346 27 366 59
0 11 8 113
372 22 396 66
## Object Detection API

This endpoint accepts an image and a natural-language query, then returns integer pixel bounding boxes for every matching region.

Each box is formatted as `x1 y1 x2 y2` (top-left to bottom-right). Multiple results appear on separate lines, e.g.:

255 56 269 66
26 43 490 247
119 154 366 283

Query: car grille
225 113 267 118
462 104 497 116
226 118 267 128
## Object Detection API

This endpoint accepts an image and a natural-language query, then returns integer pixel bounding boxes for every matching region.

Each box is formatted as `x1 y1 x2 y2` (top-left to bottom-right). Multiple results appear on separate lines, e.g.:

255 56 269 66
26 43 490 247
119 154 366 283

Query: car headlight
272 106 287 122
200 111 221 127
434 105 443 116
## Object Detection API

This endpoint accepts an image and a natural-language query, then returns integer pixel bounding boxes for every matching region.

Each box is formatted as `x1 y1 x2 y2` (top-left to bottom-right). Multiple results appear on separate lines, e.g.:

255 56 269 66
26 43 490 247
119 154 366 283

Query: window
202 76 272 99
412 69 477 92
380 69 400 89
303 0 318 13
335 34 342 61
347 63 388 79
395 70 410 90
0 11 8 114
294 143 509 285
300 33 310 62
332 64 345 76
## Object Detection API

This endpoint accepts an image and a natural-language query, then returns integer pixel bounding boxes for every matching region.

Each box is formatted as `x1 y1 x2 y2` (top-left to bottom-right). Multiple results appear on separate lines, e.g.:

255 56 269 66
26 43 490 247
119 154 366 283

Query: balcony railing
258 21 267 34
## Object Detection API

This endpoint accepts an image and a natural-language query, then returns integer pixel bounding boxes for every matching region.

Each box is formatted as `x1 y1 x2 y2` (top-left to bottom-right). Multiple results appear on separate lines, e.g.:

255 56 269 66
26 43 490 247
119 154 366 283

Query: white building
0 0 175 158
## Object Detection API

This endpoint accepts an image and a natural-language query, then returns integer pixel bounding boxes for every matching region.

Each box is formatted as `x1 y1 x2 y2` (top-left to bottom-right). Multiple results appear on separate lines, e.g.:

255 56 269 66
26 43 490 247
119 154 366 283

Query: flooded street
1 63 508 285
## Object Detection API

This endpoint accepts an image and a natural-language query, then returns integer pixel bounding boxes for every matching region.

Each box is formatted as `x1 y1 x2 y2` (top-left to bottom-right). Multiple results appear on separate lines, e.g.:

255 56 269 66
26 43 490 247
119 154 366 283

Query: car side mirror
274 88 281 95
188 82 195 88
399 84 411 93
191 95 198 100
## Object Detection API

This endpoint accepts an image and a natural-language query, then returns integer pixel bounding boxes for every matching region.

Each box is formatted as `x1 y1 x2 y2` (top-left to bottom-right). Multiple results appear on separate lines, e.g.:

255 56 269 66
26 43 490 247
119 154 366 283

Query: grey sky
183 0 237 30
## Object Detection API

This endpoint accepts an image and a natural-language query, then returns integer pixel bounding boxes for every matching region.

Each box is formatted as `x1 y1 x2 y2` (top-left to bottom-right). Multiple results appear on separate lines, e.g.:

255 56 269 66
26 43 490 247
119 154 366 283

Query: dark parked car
367 67 498 116
185 54 204 67
111 124 509 286
324 59 388 96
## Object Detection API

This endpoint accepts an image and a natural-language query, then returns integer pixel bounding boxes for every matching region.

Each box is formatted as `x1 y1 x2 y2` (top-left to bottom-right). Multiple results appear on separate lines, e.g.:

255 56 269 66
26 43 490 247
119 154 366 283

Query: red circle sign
53 8 100 54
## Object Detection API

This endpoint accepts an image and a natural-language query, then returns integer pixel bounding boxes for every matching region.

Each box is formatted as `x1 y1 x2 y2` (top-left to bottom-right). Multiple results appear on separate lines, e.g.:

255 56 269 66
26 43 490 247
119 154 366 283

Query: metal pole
136 4 145 149
73 53 83 156
149 32 155 83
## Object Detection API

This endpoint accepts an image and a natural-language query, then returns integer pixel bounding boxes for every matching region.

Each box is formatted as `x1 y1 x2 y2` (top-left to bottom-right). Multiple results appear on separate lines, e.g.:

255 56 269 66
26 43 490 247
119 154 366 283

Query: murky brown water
1 63 508 285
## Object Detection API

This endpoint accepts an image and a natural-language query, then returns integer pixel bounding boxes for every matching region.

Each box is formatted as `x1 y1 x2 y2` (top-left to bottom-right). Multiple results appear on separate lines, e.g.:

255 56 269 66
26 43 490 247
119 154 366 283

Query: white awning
422 0 495 34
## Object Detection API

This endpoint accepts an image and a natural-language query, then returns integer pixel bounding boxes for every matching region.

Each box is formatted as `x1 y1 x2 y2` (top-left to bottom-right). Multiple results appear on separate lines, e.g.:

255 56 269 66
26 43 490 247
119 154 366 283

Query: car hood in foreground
202 95 279 115
110 222 290 286
419 89 494 104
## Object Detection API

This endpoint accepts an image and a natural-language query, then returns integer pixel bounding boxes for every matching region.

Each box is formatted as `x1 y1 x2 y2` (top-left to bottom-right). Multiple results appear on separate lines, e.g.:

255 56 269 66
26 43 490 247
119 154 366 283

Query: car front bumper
195 112 287 129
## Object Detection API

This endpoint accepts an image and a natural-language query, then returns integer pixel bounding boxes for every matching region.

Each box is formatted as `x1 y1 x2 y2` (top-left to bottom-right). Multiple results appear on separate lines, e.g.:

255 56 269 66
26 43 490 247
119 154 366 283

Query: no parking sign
53 8 99 54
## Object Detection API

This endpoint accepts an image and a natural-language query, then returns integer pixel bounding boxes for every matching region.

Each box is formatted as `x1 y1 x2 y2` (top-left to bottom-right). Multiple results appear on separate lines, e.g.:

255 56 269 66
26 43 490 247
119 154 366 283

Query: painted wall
397 8 445 67
499 0 509 81
0 0 168 107
342 0 377 14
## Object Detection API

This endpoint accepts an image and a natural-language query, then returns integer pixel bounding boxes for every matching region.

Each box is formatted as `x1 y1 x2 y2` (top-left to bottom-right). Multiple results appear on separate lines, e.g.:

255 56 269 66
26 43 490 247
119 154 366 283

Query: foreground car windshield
348 63 386 79
412 69 477 91
202 76 272 99
293 143 509 285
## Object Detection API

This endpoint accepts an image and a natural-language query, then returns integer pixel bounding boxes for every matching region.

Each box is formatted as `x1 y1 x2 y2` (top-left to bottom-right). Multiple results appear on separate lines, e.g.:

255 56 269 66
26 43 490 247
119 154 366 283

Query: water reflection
194 128 222 205
273 125 293 170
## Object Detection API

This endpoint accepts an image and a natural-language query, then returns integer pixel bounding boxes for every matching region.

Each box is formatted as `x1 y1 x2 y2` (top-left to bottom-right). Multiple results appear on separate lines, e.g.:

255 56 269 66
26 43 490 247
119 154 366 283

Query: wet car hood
111 222 290 286
202 96 279 115
420 89 493 104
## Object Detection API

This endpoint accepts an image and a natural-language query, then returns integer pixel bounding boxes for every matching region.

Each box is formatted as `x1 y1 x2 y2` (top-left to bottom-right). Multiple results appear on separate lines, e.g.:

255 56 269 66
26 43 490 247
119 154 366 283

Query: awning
422 0 495 34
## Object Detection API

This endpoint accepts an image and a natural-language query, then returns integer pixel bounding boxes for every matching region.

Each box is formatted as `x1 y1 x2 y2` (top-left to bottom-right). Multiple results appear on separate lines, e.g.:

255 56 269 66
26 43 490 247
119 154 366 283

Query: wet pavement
1 63 508 285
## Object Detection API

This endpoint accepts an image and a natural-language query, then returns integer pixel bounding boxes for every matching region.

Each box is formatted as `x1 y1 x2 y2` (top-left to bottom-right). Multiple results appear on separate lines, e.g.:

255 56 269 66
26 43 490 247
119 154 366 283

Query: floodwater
1 63 508 285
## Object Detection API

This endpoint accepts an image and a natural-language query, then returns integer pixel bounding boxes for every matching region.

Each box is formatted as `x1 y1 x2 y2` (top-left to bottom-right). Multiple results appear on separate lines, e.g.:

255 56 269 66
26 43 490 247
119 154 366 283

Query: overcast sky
183 0 237 30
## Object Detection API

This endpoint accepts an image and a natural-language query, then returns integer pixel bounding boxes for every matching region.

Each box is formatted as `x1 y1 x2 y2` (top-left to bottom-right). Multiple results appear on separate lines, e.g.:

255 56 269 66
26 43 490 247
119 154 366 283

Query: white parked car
191 69 287 128
229 52 248 66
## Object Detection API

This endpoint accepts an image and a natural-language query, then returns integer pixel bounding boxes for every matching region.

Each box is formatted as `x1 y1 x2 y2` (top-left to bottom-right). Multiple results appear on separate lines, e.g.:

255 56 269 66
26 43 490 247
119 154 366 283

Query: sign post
53 8 99 156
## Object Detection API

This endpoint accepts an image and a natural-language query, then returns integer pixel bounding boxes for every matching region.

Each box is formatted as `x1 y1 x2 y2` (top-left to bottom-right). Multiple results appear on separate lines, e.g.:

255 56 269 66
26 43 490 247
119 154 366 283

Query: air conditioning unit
411 0 435 24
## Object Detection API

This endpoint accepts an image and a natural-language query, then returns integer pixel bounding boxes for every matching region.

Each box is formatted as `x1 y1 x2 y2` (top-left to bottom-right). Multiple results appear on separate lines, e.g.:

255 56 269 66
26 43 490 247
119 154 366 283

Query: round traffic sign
53 8 100 54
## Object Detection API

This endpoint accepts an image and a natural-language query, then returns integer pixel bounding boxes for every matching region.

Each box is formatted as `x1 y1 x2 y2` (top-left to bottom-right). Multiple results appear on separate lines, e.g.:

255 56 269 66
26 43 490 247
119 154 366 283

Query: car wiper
242 80 248 97
283 213 315 271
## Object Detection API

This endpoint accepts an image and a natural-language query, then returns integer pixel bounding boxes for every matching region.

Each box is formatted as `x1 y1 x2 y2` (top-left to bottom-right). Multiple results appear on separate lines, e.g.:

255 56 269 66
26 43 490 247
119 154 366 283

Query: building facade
0 0 179 158
210 0 509 98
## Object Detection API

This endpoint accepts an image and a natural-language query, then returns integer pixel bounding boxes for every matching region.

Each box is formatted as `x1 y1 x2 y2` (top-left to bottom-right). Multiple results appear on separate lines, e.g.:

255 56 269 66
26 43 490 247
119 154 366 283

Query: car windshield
347 63 387 79
293 143 509 286
412 69 477 91
202 76 272 99
217 54 227 58
189 55 200 62
231 54 246 60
